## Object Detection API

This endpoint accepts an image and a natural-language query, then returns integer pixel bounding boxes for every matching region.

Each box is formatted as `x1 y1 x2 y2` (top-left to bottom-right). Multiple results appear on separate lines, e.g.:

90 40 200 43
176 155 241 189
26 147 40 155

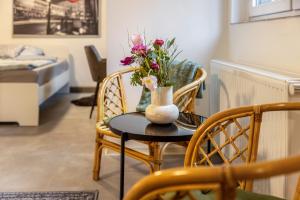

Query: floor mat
71 95 95 106
0 191 99 200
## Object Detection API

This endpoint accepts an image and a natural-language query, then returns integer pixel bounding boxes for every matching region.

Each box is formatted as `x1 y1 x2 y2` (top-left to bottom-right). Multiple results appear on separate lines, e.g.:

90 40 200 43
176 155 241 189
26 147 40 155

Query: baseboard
70 87 95 93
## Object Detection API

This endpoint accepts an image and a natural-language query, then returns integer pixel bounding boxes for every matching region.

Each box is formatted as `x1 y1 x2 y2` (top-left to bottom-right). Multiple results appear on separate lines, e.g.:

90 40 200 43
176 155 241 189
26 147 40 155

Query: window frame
293 0 300 9
249 0 292 17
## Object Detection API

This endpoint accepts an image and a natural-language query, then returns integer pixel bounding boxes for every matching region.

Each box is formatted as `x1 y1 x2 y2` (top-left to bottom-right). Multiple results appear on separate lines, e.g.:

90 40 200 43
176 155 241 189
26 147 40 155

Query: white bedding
15 55 57 62
0 57 57 71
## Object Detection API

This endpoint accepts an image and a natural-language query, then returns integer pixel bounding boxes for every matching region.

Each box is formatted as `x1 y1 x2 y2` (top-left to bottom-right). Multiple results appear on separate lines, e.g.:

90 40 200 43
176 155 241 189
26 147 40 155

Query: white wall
217 4 300 198
0 0 107 87
220 2 300 76
107 0 226 114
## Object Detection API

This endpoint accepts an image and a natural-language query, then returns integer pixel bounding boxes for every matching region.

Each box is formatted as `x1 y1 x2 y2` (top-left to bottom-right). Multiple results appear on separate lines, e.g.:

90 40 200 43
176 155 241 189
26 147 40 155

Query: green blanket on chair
136 60 205 112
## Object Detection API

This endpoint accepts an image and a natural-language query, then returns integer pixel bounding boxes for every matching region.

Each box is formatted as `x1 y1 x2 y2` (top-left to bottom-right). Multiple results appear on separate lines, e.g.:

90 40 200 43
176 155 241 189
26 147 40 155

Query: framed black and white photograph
13 0 100 37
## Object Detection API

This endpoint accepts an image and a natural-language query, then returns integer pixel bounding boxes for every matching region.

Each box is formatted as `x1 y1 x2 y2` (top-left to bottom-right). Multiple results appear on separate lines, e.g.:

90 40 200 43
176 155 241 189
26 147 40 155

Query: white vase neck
151 86 173 106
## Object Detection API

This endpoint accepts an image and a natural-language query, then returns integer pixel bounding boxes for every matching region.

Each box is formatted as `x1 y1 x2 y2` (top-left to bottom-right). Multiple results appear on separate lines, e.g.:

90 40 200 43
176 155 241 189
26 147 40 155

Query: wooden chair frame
93 67 207 180
124 154 300 200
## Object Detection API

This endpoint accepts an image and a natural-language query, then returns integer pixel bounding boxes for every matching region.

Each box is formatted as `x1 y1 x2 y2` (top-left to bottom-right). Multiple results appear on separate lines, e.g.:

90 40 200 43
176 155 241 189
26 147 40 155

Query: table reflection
145 112 205 136
145 123 178 136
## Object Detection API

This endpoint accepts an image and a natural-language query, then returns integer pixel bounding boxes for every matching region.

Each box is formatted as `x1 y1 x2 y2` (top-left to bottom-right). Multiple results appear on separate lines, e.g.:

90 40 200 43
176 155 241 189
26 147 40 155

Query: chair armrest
173 68 207 112
124 166 223 200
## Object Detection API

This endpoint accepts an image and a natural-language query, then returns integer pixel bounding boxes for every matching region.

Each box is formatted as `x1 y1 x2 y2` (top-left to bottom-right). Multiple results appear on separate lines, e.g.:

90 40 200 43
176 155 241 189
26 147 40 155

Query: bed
0 45 70 126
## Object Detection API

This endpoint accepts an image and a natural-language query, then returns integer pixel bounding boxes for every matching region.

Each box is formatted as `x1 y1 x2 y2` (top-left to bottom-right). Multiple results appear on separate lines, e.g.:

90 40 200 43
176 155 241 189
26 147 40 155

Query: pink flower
131 34 144 46
142 75 157 91
131 44 147 56
154 39 164 47
150 62 160 70
120 56 134 65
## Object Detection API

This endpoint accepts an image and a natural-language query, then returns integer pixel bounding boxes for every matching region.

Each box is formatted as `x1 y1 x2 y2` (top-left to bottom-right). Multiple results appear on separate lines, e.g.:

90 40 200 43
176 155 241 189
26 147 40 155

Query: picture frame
13 0 100 37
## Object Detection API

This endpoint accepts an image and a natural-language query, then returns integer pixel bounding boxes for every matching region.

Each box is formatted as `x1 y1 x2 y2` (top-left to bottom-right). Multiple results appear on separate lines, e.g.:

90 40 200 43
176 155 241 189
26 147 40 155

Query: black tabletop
108 112 205 142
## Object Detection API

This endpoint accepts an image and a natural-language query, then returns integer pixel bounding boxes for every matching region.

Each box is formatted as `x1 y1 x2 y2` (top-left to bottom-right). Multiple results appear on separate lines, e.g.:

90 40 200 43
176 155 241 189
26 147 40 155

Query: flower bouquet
121 34 181 91
120 34 181 124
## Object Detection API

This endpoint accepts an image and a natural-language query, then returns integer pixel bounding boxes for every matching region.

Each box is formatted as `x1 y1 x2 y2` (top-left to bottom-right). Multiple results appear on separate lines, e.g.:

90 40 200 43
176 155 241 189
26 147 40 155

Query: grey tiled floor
0 94 184 200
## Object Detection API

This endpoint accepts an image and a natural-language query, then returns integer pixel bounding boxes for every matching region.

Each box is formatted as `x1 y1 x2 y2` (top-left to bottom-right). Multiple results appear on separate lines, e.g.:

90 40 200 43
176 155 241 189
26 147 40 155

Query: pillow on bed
0 45 24 58
18 45 45 57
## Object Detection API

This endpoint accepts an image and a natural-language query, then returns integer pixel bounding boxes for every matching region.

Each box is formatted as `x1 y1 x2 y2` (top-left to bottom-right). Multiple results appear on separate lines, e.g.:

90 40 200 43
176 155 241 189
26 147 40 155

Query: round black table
108 112 206 200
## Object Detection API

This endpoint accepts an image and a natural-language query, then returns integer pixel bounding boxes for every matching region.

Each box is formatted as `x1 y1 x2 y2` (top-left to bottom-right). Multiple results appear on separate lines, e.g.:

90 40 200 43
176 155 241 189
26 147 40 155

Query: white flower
142 75 157 91
131 34 144 46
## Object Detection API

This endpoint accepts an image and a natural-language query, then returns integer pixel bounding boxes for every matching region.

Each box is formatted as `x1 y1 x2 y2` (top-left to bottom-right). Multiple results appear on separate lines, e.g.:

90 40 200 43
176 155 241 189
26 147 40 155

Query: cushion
136 87 151 112
136 60 203 112
18 45 45 57
0 45 24 58
160 189 285 200
168 60 200 92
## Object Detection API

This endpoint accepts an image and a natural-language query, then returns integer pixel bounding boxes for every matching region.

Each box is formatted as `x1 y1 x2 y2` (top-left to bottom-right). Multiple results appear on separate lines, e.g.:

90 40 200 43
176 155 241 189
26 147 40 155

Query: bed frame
0 45 70 126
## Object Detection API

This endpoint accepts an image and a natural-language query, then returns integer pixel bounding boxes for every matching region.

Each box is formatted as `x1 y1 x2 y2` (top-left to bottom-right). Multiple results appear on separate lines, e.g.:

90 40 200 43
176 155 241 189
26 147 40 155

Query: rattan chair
125 102 300 200
184 102 300 191
93 67 207 180
124 154 300 200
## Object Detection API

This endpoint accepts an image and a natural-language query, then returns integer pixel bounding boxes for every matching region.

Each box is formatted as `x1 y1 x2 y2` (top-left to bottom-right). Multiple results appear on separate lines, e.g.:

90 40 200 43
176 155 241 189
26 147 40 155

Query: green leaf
167 38 176 49
169 50 182 66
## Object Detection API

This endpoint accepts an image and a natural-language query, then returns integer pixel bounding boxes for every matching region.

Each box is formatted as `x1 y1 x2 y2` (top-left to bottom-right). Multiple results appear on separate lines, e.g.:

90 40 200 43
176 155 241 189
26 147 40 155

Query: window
253 0 274 7
249 0 292 17
231 0 300 23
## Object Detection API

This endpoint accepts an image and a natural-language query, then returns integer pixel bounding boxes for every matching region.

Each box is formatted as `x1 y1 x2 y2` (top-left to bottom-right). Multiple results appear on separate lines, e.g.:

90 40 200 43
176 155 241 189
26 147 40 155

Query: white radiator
210 60 300 199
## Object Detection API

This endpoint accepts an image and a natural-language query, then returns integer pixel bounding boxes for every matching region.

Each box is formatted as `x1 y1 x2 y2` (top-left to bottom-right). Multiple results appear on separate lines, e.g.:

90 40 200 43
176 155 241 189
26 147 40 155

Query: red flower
120 56 134 65
154 39 164 47
150 62 160 70
131 44 147 56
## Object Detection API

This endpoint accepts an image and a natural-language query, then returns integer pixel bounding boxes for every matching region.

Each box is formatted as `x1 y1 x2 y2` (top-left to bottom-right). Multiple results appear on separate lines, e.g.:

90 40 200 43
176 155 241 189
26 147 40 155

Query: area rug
0 190 99 200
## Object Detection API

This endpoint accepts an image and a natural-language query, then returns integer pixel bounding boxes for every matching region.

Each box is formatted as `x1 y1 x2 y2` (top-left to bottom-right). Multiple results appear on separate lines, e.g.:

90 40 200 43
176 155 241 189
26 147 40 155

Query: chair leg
93 133 103 181
90 82 100 119
159 142 171 161
148 143 155 157
152 142 161 171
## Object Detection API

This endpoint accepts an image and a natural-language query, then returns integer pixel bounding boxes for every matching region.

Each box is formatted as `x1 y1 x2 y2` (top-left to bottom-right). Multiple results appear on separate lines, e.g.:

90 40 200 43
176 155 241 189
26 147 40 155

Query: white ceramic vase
145 86 179 124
